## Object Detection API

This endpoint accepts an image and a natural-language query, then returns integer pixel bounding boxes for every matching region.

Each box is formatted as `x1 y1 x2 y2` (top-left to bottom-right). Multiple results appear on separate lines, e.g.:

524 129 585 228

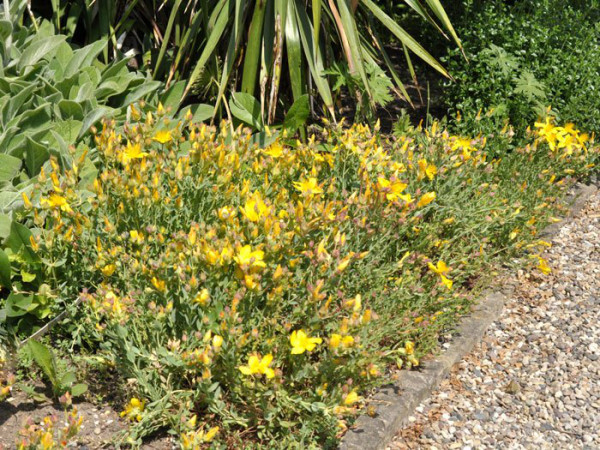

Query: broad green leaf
177 104 214 123
229 92 263 130
122 81 162 107
70 383 88 397
18 35 66 71
26 340 59 387
24 137 49 177
0 154 22 182
57 99 84 120
159 80 186 113
49 119 83 147
78 106 115 139
63 39 107 79
3 82 36 125
20 269 36 283
5 221 38 263
0 213 11 239
5 293 35 317
9 103 52 133
282 94 309 133
60 371 76 387
0 20 12 40
0 248 10 288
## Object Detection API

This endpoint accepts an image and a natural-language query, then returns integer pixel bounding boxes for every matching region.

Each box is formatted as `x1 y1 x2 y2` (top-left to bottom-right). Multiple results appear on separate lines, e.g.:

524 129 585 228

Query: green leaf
0 214 11 240
78 106 115 139
70 383 88 397
184 0 230 100
0 154 22 182
26 340 59 388
0 248 11 289
20 270 36 283
0 20 13 40
122 81 162 107
282 94 309 133
63 39 107 79
57 99 84 120
229 92 263 130
177 104 215 123
18 35 66 71
24 137 49 177
159 80 186 114
5 221 38 263
360 0 449 77
241 0 268 95
60 371 76 387
5 293 35 317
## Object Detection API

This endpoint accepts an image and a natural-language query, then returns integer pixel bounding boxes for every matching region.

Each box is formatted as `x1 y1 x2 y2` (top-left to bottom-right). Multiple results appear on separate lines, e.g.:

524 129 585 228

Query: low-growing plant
23 339 87 398
16 107 597 446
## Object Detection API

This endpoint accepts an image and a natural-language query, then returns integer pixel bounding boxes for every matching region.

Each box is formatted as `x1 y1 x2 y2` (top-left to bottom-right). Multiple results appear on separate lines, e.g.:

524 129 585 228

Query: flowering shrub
22 108 596 446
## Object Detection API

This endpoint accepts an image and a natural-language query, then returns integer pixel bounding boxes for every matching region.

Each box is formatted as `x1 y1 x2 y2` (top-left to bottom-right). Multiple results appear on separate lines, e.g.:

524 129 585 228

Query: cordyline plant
31 0 461 122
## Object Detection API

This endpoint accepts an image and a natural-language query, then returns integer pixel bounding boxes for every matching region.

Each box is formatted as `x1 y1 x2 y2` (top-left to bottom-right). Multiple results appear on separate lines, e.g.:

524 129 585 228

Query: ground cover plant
1 105 595 447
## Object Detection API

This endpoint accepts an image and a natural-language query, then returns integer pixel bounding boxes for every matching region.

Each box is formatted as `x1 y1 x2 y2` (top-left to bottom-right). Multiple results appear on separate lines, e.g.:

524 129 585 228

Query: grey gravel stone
389 192 600 450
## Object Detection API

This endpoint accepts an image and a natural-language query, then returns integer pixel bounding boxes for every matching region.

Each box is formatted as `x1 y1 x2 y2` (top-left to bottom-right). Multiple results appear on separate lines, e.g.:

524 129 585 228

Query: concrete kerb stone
339 182 598 450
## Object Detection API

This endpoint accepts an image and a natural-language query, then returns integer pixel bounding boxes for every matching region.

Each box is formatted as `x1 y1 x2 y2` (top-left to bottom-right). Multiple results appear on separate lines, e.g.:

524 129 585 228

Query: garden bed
1 108 597 447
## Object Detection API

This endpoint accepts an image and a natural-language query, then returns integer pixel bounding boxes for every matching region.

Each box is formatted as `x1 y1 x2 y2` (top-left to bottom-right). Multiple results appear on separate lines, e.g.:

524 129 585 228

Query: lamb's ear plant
0 3 167 336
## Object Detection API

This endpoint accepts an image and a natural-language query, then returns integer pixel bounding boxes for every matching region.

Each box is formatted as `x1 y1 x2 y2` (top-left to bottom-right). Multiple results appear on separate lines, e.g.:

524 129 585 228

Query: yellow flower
417 159 438 181
120 397 145 421
428 260 450 275
21 192 33 209
264 142 283 157
151 277 166 293
218 206 236 220
101 264 116 277
377 177 408 202
416 191 436 208
212 335 223 350
537 256 551 275
239 353 275 379
153 129 173 144
241 192 270 222
204 426 219 442
294 177 323 196
440 275 453 290
343 390 360 406
234 245 266 271
341 335 355 348
290 329 322 354
40 431 54 450
41 193 72 213
122 142 148 164
194 288 210 306
329 333 342 349
129 230 144 244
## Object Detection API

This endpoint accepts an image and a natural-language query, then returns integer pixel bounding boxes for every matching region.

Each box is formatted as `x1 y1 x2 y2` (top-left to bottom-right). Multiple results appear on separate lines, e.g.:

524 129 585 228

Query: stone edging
339 182 599 450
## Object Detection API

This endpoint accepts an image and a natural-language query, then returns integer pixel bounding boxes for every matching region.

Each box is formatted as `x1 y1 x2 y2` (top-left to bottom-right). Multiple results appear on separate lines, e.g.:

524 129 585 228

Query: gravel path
389 192 600 450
